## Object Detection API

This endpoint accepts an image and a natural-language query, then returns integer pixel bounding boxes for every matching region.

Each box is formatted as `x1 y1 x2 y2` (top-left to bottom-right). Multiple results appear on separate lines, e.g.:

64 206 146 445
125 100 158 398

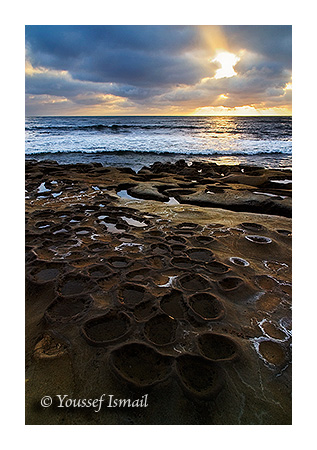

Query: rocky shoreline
25 159 292 425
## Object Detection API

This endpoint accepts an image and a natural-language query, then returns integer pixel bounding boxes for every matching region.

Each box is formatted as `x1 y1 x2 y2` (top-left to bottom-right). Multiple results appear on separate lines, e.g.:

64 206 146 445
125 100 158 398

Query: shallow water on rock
121 216 147 227
117 190 140 201
165 197 180 205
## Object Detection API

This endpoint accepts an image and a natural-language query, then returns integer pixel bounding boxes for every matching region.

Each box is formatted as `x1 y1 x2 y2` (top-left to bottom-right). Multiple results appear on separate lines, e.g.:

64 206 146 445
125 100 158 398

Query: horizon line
25 114 292 118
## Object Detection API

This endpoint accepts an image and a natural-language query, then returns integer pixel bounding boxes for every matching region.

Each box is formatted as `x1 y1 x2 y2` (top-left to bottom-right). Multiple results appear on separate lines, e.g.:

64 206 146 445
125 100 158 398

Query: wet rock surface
25 160 292 424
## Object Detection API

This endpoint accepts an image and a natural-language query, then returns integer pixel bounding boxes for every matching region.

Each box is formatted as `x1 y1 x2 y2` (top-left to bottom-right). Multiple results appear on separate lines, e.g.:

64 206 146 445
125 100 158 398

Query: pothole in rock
82 311 132 345
109 342 173 388
133 300 157 322
160 289 186 319
52 227 71 236
99 220 127 234
144 314 178 346
178 273 211 292
176 222 199 231
118 283 147 308
170 244 187 255
240 222 265 232
118 233 137 243
126 268 152 283
75 227 93 236
186 248 215 263
218 277 244 291
188 293 225 321
166 235 187 245
87 264 113 279
108 256 132 269
88 242 109 253
205 261 230 274
258 340 286 366
150 243 171 255
197 333 239 362
117 190 140 201
261 321 288 341
193 235 215 246
229 257 250 267
254 275 279 291
34 221 54 229
58 274 95 296
165 197 180 205
144 229 166 238
121 216 148 228
174 230 195 237
28 261 65 283
170 257 195 269
175 354 224 400
277 229 292 237
245 235 272 244
45 294 92 323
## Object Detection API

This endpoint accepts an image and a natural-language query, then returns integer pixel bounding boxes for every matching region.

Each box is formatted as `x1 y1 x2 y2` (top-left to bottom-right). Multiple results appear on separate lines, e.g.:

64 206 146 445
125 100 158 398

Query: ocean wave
25 123 206 131
25 122 292 138
26 124 132 132
25 148 292 157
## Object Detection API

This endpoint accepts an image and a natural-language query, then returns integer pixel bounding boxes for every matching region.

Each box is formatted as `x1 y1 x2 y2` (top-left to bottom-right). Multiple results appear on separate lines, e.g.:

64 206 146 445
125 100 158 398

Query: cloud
26 25 206 88
223 25 292 68
25 25 292 115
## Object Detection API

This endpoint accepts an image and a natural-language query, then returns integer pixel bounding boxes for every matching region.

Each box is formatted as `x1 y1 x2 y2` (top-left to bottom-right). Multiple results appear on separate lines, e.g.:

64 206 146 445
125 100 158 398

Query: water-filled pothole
121 216 148 228
277 229 292 237
108 256 131 268
178 273 211 292
258 340 286 365
117 190 140 201
205 261 230 274
109 343 173 388
45 294 92 323
186 248 214 263
197 333 239 361
160 289 186 319
165 197 180 205
144 314 178 346
87 264 112 279
245 235 272 244
188 293 224 321
82 311 131 345
59 274 95 296
218 277 244 291
126 268 152 282
229 257 250 267
240 222 265 232
118 283 146 308
170 257 195 269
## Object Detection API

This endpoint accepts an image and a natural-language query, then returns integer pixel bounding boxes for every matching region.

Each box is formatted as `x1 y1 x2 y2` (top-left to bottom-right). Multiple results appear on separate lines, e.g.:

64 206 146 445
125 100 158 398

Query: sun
212 51 240 79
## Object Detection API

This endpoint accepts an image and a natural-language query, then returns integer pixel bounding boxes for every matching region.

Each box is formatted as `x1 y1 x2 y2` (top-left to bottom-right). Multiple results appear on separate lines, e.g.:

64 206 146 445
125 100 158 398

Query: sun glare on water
212 51 240 79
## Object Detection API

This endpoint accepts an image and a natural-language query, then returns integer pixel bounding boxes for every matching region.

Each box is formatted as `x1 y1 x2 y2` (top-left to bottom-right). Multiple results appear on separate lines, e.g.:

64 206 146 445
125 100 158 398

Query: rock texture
25 160 292 425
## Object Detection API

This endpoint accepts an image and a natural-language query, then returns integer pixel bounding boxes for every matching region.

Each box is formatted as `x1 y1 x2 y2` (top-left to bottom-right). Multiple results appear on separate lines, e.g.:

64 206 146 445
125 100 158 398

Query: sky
25 25 292 116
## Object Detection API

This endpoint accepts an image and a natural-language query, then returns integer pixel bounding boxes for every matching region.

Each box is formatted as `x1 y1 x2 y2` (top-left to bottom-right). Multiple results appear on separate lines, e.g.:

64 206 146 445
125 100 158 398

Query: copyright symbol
41 396 52 407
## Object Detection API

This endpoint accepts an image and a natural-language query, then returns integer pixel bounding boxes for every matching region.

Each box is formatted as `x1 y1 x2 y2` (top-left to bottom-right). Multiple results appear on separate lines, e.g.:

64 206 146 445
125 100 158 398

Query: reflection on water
165 197 180 206
206 155 244 166
121 216 147 228
26 116 292 171
117 190 140 201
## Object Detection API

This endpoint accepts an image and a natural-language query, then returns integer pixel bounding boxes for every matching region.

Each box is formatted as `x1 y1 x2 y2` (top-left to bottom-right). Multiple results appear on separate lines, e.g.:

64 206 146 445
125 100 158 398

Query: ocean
25 116 292 171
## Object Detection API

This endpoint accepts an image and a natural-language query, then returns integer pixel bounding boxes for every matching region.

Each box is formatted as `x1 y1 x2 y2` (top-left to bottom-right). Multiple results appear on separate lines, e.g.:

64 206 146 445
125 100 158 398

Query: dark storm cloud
26 25 205 88
25 70 166 104
223 25 292 68
25 25 292 114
